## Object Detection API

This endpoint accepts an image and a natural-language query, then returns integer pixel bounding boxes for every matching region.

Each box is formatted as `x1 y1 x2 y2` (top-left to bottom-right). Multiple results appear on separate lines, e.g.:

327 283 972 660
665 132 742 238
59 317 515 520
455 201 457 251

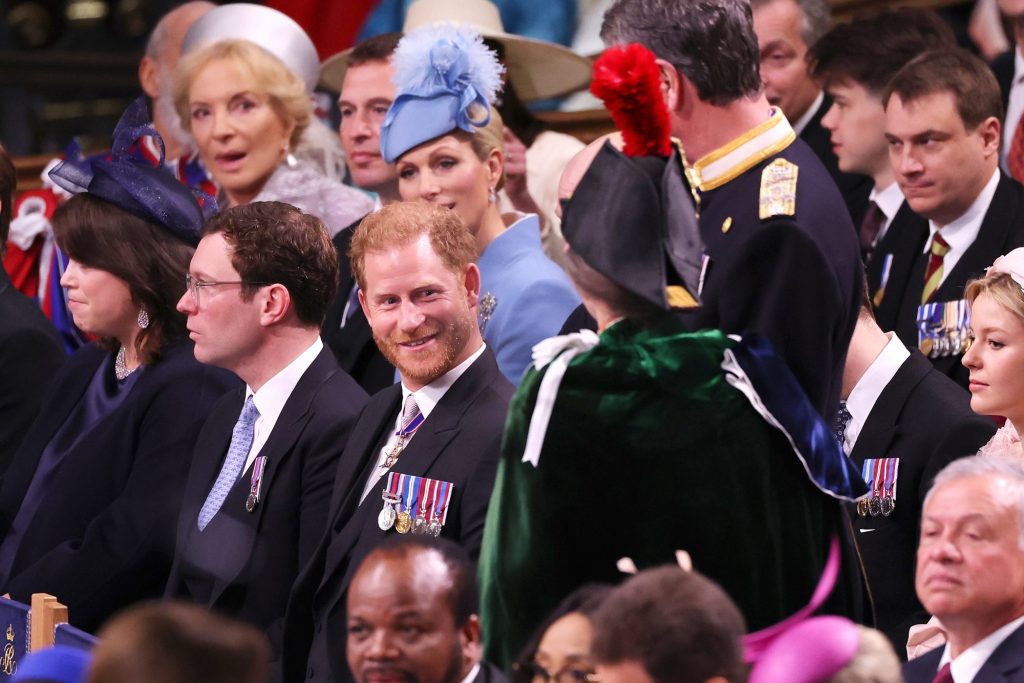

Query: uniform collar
686 108 796 192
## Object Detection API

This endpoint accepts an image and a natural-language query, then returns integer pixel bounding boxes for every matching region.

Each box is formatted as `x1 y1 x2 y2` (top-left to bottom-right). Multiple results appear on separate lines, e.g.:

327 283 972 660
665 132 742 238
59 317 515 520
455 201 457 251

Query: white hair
925 455 1024 548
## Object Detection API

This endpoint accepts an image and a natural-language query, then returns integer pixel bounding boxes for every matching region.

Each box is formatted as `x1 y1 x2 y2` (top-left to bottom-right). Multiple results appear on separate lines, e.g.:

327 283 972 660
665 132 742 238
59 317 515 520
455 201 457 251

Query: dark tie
932 663 953 683
832 400 852 449
859 200 885 258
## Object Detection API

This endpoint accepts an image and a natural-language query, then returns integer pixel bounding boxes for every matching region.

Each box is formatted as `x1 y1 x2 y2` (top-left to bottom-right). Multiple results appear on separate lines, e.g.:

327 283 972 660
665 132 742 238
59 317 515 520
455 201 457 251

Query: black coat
321 219 395 395
0 340 238 631
165 347 367 659
685 137 862 417
0 268 65 477
903 622 1024 682
848 350 995 653
281 348 513 683
871 175 1024 389
799 95 873 228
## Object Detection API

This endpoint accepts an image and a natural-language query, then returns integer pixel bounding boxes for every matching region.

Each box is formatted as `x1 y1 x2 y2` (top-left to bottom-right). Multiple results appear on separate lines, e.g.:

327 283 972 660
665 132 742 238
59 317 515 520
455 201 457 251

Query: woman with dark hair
0 99 238 632
511 584 610 683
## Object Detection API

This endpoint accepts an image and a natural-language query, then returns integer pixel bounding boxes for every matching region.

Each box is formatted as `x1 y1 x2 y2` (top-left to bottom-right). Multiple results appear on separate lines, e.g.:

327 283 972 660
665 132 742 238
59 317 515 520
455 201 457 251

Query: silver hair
925 454 1024 548
750 0 831 49
145 1 216 60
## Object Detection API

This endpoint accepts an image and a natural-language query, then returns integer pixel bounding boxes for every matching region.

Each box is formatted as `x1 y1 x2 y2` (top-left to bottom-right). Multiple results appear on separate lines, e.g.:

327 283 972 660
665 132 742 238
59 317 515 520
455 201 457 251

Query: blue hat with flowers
379 24 504 164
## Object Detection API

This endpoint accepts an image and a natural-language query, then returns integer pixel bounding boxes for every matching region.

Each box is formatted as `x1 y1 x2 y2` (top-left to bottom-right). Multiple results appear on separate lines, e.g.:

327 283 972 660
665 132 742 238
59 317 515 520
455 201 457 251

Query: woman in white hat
962 248 1024 459
173 4 373 236
379 24 581 386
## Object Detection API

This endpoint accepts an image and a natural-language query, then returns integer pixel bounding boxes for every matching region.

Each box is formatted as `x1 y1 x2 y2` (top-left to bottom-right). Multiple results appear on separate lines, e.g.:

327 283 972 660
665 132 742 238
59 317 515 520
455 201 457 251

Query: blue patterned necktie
832 400 852 449
198 396 260 531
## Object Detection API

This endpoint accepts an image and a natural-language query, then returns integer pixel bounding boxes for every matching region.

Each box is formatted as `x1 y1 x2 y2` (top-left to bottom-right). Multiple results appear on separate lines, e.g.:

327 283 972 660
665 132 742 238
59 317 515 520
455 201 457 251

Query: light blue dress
476 213 580 385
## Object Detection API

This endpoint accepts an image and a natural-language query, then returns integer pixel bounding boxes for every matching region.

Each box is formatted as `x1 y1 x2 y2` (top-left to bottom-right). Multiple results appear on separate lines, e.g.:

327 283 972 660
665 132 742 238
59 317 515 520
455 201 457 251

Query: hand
502 128 537 212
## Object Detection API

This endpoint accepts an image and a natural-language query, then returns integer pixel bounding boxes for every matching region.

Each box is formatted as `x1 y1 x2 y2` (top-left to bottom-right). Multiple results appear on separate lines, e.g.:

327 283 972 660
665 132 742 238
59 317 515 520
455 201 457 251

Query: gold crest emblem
759 158 799 219
1 641 15 675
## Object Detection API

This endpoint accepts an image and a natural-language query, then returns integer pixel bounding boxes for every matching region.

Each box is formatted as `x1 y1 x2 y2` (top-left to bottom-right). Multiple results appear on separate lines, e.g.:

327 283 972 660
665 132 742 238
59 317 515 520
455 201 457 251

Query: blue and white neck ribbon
522 330 601 467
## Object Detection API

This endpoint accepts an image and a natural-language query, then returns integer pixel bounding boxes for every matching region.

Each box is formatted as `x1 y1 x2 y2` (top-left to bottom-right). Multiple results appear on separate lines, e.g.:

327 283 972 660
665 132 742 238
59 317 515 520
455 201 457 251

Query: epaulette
759 158 799 219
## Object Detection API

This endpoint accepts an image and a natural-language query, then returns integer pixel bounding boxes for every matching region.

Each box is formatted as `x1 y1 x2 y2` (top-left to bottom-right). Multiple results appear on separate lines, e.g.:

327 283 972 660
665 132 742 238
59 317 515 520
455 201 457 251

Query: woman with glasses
0 99 238 632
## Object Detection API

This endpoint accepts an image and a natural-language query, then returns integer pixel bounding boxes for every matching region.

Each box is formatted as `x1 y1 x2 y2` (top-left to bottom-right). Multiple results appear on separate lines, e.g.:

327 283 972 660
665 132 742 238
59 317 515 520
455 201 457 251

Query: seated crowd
4 0 1024 682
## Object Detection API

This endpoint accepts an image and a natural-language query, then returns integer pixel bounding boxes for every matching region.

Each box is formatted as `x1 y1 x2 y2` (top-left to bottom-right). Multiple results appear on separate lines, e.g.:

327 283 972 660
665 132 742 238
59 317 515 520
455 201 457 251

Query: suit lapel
974 621 1024 682
873 203 928 331
850 352 930 466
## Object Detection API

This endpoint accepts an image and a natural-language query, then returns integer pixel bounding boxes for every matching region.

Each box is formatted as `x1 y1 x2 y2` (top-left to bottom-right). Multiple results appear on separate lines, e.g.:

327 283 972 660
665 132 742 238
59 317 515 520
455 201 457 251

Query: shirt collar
248 338 323 434
687 107 796 192
940 614 1024 682
400 342 486 420
869 182 905 222
458 663 480 683
845 333 910 444
925 169 1000 251
791 90 825 136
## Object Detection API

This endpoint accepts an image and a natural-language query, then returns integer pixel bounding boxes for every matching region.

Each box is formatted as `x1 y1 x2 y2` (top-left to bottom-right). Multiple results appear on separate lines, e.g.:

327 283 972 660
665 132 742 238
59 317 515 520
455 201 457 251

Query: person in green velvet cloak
477 43 869 670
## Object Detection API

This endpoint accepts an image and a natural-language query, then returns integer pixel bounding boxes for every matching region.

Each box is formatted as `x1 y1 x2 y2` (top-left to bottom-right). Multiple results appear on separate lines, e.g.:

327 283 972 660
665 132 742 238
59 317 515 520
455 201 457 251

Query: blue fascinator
380 24 504 163
48 97 216 247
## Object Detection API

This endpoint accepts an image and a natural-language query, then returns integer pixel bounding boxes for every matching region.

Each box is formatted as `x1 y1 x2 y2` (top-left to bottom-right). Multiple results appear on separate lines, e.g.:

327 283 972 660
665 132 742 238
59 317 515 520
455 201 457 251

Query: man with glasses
167 200 368 664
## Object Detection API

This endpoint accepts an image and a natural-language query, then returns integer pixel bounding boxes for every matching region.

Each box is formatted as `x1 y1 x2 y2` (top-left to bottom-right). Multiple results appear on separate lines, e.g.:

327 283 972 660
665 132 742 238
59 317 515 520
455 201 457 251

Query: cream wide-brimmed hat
319 0 592 101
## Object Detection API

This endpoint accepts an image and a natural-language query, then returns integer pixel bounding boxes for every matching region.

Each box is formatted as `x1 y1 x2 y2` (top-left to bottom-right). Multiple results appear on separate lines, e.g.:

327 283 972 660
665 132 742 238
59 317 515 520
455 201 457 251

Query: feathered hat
48 97 216 246
379 24 504 164
560 43 703 310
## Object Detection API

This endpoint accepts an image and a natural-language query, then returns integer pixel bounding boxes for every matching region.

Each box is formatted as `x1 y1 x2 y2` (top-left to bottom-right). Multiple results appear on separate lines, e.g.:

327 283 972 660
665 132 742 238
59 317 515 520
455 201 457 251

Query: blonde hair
469 104 506 191
349 200 477 291
173 39 310 149
965 271 1024 326
829 626 902 683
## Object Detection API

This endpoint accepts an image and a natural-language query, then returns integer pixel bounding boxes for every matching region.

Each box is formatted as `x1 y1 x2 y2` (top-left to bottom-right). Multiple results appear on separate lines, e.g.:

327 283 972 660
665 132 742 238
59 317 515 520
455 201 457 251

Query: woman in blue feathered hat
379 24 581 386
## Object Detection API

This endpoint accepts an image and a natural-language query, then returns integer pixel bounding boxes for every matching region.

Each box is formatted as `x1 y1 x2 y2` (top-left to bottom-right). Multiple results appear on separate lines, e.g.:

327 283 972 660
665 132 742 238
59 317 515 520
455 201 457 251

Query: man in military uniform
601 0 862 417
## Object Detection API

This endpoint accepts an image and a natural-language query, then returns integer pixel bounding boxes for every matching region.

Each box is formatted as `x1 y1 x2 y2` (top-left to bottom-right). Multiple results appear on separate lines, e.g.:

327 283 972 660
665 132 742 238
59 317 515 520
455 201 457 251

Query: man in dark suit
874 48 1024 390
167 202 368 659
320 33 403 395
283 201 514 683
346 536 506 683
990 0 1024 178
840 299 995 653
903 456 1024 683
0 143 65 476
750 0 872 225
602 0 861 417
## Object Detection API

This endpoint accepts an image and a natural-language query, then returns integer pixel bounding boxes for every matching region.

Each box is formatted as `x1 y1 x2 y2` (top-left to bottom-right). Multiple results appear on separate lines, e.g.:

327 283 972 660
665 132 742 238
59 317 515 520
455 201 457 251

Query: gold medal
919 337 933 356
856 498 869 517
395 511 412 534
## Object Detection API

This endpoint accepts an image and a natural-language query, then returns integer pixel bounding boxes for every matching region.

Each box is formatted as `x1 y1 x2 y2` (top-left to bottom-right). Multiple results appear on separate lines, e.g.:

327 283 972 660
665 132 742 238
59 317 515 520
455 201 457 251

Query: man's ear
258 283 291 326
978 115 1001 157
459 614 482 661
655 58 683 113
139 55 161 99
463 263 481 307
358 287 372 323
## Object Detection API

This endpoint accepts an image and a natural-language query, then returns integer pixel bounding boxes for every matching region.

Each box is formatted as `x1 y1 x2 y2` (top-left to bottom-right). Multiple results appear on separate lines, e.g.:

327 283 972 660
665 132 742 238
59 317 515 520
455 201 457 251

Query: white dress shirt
843 333 911 454
939 614 1024 682
924 169 1000 287
791 91 825 137
359 343 487 502
869 181 905 245
1002 47 1024 173
245 338 323 472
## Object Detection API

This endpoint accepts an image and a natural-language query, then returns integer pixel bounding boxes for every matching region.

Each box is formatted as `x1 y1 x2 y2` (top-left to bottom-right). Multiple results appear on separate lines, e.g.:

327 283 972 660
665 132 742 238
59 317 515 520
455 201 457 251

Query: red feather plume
590 43 672 158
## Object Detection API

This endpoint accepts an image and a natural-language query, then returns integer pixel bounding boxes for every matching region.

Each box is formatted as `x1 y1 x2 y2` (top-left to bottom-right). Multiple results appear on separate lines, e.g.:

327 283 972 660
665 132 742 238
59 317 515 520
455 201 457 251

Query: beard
374 308 476 387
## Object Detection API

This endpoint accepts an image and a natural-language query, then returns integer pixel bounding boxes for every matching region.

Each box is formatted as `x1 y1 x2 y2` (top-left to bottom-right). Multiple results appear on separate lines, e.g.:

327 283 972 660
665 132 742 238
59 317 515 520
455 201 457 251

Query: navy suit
0 340 238 631
321 219 395 395
903 622 1024 682
165 347 367 660
0 268 65 477
799 95 873 228
871 176 1024 389
281 348 513 683
849 350 995 653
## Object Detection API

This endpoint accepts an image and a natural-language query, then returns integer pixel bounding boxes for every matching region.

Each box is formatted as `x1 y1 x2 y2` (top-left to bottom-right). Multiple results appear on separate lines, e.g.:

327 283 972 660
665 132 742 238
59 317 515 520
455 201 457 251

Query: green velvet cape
479 317 857 668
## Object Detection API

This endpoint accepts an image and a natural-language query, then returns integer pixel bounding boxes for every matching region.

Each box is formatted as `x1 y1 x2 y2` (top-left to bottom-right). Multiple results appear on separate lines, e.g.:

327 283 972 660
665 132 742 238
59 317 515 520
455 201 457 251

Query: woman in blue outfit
0 100 238 631
379 24 581 385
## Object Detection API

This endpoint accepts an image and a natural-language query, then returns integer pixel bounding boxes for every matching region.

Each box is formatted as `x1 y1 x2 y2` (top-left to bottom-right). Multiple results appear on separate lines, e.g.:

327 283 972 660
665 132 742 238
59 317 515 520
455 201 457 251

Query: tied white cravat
521 330 600 467
198 396 260 530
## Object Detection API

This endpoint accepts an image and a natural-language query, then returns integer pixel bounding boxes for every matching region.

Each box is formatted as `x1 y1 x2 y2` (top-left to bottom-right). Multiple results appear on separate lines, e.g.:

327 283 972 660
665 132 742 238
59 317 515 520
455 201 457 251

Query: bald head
557 133 624 215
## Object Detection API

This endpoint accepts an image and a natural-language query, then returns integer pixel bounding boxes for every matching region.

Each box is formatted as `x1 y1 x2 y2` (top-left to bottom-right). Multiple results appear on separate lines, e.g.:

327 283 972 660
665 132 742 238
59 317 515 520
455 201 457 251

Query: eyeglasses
185 274 270 306
518 661 599 683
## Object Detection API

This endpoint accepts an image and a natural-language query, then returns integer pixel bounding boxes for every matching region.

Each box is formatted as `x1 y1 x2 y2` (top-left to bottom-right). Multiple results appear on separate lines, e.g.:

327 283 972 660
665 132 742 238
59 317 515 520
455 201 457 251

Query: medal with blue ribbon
857 460 874 517
378 472 402 531
880 458 899 516
873 254 893 308
412 478 434 534
383 411 426 470
427 480 452 537
395 474 419 534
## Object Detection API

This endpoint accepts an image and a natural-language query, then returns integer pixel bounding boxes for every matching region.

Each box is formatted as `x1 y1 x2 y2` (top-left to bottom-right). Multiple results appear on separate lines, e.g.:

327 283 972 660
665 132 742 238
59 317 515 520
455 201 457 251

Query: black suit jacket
0 340 238 631
0 268 65 478
993 48 1015 115
872 175 1024 389
849 350 995 653
903 622 1024 682
321 219 395 395
686 137 862 417
165 347 367 658
281 348 513 683
799 95 873 228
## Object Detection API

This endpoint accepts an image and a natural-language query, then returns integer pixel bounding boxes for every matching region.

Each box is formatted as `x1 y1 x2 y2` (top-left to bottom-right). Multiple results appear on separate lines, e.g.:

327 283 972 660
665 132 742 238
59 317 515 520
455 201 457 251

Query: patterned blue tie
832 400 852 450
198 396 260 531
